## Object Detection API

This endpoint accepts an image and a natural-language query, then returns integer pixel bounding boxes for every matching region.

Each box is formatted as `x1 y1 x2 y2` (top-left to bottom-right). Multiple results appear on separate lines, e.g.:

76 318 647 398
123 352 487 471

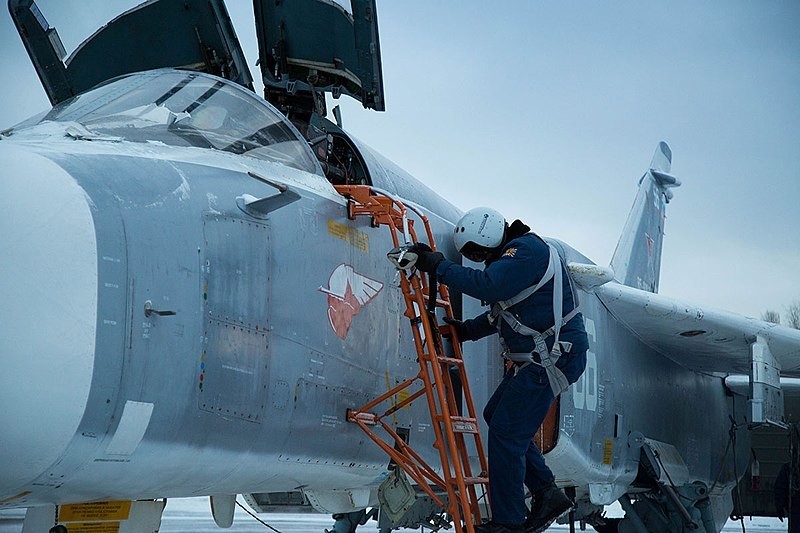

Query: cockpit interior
308 125 371 186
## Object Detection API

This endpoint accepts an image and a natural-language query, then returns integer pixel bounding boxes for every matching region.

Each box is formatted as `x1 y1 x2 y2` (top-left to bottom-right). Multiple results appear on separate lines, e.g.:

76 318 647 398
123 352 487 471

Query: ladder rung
421 295 451 308
449 416 479 433
438 323 459 336
347 410 378 426
437 356 464 365
405 298 451 311
461 476 489 485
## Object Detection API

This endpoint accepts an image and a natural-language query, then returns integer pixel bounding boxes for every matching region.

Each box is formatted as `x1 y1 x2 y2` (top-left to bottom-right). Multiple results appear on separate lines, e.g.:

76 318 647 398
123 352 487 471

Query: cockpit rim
12 68 323 177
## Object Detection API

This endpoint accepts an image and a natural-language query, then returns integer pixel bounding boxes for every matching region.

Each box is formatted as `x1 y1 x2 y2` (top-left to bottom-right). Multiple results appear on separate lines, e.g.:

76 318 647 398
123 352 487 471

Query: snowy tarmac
0 498 787 532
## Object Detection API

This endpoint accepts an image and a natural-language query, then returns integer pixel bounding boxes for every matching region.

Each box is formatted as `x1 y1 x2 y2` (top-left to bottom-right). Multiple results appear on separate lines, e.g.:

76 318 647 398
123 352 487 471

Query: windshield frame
39 69 322 175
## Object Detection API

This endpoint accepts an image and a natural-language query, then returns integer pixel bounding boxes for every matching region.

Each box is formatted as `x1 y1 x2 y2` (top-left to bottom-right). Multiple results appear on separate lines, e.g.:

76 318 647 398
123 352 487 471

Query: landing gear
590 518 621 533
326 508 385 533
582 507 621 533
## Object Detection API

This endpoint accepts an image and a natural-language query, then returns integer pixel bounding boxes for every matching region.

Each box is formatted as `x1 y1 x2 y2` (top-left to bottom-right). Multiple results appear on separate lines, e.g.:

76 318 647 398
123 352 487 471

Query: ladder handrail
336 185 490 532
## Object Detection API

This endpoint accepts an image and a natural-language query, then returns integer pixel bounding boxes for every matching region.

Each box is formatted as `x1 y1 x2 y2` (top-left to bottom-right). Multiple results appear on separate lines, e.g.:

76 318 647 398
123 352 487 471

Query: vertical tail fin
610 142 681 293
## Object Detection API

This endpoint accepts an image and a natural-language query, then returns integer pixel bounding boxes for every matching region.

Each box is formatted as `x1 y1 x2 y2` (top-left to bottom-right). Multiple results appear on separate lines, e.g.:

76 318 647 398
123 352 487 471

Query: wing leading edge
596 282 800 376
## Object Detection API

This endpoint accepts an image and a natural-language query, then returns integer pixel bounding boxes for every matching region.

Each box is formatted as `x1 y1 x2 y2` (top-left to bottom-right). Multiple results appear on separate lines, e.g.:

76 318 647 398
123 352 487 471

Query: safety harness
489 242 581 397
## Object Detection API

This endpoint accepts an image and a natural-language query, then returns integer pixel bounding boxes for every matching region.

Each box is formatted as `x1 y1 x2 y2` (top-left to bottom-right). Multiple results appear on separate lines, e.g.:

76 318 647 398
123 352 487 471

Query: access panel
200 215 270 422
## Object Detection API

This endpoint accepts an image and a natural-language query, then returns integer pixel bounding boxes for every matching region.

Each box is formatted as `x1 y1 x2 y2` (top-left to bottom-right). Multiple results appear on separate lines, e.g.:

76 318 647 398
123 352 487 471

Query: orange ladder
335 185 490 532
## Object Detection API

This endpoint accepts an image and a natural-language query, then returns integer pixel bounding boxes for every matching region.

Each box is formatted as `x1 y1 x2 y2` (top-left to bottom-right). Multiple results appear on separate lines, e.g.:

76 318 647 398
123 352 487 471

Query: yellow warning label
603 438 614 465
397 389 410 409
59 501 131 522
328 220 369 253
62 522 121 533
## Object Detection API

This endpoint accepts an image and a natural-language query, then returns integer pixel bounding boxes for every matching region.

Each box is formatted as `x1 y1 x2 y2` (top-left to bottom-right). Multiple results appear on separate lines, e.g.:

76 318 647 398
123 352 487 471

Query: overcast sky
1 1 797 319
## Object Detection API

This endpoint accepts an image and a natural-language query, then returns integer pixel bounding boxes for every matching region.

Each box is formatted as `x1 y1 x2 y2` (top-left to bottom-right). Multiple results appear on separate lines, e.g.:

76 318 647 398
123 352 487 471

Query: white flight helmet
453 207 506 254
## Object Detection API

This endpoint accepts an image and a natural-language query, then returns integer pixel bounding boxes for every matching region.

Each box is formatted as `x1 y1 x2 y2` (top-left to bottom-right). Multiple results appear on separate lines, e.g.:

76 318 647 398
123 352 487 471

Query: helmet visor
461 242 491 263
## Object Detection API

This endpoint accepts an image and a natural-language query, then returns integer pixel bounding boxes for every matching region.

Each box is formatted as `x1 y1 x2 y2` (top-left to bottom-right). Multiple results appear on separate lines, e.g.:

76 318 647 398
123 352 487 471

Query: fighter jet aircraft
1 1 799 532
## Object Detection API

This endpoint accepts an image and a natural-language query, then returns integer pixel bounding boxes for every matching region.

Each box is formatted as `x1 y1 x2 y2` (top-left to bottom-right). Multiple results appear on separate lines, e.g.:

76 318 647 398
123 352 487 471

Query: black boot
474 520 524 532
524 483 573 532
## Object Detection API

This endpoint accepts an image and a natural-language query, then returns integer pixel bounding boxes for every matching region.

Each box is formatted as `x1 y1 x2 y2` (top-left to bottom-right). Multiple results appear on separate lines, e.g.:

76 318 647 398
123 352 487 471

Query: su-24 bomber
1 1 799 532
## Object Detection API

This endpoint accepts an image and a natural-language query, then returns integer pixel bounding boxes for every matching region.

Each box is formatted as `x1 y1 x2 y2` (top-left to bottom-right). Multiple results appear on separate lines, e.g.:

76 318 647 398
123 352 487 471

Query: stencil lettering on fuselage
573 318 598 411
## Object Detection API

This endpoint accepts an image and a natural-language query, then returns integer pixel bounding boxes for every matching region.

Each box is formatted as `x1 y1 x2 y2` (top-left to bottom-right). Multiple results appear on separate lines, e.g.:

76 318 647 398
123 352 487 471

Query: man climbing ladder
410 207 589 533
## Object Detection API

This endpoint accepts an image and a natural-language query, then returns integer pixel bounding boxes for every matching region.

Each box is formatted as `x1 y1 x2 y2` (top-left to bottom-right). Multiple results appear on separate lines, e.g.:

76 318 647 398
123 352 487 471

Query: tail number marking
573 317 598 411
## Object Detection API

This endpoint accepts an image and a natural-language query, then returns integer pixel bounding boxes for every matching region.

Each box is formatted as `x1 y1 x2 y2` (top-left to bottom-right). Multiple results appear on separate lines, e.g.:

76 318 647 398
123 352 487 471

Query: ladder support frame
336 185 490 532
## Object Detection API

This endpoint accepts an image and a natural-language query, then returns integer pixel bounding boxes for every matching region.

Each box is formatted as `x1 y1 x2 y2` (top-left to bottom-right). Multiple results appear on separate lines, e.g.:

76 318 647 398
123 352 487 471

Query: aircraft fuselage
0 71 749 532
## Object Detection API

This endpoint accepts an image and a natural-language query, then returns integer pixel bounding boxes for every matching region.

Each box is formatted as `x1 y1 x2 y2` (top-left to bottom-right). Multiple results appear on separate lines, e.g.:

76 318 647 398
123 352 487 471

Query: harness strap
497 307 580 344
550 243 564 351
492 242 580 396
503 346 570 396
496 246 556 311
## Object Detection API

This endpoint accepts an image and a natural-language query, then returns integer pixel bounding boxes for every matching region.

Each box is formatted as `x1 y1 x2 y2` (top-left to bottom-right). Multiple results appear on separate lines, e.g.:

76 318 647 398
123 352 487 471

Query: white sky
0 1 797 319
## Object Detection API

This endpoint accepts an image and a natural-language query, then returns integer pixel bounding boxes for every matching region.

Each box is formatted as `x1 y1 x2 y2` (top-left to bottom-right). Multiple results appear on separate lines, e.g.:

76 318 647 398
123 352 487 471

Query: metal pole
617 495 648 533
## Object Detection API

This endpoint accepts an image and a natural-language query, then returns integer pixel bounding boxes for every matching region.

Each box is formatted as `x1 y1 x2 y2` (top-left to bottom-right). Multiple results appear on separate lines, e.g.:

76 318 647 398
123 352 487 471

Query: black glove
443 316 468 341
409 243 444 274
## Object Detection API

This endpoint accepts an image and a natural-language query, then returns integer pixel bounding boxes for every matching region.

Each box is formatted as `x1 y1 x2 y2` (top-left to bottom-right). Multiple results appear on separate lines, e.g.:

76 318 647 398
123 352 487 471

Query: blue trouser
483 350 587 525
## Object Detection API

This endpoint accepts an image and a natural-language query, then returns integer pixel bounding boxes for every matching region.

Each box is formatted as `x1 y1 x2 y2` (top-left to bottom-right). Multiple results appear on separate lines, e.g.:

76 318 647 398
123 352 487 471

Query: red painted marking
320 264 384 340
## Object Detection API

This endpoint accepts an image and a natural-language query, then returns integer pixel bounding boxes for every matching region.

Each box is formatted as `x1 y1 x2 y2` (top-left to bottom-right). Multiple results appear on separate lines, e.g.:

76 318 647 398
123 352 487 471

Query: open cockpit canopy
254 0 384 117
9 0 253 105
10 0 384 118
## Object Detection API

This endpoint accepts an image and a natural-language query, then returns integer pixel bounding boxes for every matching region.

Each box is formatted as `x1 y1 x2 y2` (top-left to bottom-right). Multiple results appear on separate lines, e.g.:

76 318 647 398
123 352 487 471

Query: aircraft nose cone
0 144 98 500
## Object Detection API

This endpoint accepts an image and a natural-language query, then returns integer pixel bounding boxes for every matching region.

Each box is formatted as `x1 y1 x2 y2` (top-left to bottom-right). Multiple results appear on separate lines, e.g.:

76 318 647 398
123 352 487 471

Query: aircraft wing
595 282 800 376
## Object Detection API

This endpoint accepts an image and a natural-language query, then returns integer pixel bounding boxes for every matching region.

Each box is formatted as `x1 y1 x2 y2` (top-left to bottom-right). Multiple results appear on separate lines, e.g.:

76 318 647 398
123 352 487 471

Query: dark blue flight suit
435 232 588 526
775 463 800 532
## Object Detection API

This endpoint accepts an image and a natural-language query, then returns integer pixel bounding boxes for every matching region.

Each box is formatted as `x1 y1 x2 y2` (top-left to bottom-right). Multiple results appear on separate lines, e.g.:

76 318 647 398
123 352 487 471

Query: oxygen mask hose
427 268 443 356
427 269 437 315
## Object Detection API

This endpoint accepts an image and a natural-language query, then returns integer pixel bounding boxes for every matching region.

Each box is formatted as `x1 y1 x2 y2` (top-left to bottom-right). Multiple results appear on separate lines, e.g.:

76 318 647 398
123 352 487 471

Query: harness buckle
512 361 532 376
